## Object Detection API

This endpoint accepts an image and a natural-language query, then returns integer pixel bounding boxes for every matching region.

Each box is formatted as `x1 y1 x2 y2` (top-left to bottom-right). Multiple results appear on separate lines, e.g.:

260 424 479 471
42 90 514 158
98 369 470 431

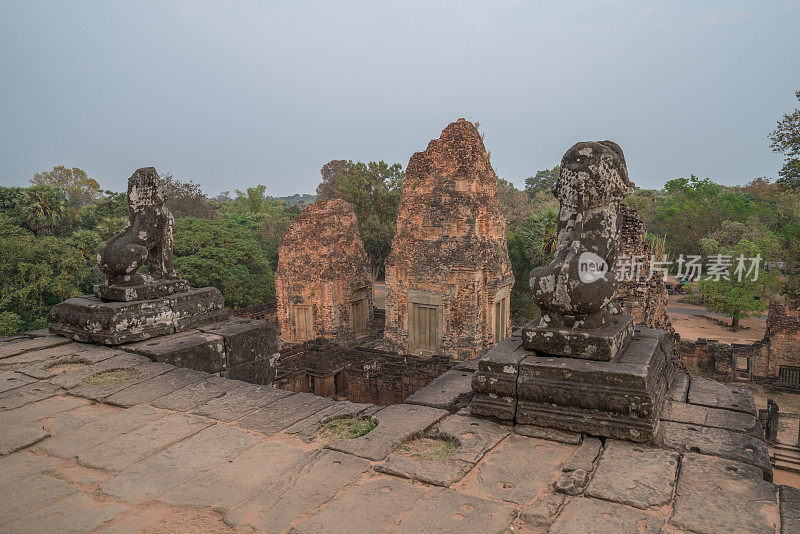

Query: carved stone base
471 326 672 443
521 313 635 362
49 287 228 345
94 279 190 302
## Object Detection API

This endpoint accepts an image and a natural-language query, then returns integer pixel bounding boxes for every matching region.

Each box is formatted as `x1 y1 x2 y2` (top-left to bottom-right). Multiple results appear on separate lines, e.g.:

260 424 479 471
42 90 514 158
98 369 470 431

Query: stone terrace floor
1 331 799 533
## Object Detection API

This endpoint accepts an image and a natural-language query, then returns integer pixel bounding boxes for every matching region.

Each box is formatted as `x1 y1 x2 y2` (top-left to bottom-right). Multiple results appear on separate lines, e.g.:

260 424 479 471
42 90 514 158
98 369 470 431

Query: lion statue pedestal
49 167 228 345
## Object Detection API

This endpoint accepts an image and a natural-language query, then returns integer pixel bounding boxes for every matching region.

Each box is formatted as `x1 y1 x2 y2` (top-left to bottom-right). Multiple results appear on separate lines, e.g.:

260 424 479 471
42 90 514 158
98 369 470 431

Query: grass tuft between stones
321 417 376 440
82 368 140 386
46 359 90 374
398 437 460 461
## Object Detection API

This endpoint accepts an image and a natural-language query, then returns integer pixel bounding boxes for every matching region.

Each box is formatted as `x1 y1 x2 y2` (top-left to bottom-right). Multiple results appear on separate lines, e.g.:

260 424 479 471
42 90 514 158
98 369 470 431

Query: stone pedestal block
49 287 227 345
470 333 527 422
522 314 635 362
516 327 672 442
94 279 190 302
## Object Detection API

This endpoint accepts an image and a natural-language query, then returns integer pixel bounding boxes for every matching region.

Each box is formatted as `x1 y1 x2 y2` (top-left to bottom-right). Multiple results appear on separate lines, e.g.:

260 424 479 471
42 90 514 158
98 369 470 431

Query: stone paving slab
462 434 575 505
46 352 152 390
657 420 772 479
161 440 307 512
562 437 601 473
0 336 71 360
376 453 475 486
285 400 375 442
519 493 566 528
515 424 583 445
585 440 679 509
404 369 474 413
0 473 77 526
192 383 293 422
76 412 213 471
122 329 226 373
3 493 127 533
661 399 763 438
433 414 511 464
0 382 61 412
326 403 449 461
0 343 111 371
224 449 371 532
687 376 758 415
393 486 515 534
295 477 426 534
42 403 119 436
67 360 174 402
103 367 209 407
0 372 36 394
18 345 120 380
550 497 664 534
237 392 335 435
0 451 58 487
0 423 48 456
101 424 260 502
669 453 779 534
151 375 240 412
36 405 167 459
780 485 800 534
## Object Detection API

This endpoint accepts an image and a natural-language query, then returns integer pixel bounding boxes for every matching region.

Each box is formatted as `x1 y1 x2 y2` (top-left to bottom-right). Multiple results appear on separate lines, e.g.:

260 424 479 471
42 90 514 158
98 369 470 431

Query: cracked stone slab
326 403 449 461
2 343 109 372
687 376 757 415
285 400 375 442
666 371 690 402
0 382 62 412
151 375 240 412
0 473 77 526
585 440 679 509
465 434 576 504
0 395 87 426
0 372 36 394
67 360 174 402
0 423 48 455
101 424 260 502
224 449 370 532
17 345 120 380
670 453 778 534
404 369 474 413
6 493 127 533
375 453 474 486
515 424 582 445
0 336 71 360
555 468 589 495
36 405 166 459
780 485 800 534
295 477 425 534
161 441 307 512
661 399 763 438
192 383 293 422
76 412 213 471
432 414 510 464
103 367 209 407
47 352 151 390
237 392 335 435
563 437 602 472
656 420 772 479
550 497 664 534
393 486 515 534
520 493 566 528
0 451 58 487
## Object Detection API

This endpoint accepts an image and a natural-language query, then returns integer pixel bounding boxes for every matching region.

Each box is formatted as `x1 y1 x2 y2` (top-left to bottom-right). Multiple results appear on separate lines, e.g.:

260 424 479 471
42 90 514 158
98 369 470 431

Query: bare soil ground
667 294 766 343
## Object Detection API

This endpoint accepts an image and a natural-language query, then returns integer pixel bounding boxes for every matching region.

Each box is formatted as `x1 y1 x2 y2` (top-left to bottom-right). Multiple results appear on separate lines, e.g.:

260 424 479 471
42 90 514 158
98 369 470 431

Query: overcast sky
0 1 798 196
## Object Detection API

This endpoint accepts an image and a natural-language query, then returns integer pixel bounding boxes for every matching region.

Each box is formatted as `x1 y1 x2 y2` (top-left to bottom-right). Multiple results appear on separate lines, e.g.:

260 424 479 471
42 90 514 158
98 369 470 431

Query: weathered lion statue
97 167 180 287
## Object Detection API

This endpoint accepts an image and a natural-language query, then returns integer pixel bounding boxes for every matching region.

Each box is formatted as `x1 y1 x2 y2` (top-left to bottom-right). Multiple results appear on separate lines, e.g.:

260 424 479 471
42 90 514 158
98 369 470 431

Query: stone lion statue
97 167 180 287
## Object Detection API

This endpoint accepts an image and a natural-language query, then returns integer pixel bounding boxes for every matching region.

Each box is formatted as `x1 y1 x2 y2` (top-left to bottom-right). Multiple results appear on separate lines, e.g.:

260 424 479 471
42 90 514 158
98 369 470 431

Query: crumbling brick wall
275 199 373 344
765 303 800 383
384 119 515 360
615 204 670 331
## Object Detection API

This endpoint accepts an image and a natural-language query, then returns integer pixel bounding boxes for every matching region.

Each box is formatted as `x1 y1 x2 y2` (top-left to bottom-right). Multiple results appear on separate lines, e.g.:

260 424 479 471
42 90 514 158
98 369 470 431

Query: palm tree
521 206 559 267
21 186 66 235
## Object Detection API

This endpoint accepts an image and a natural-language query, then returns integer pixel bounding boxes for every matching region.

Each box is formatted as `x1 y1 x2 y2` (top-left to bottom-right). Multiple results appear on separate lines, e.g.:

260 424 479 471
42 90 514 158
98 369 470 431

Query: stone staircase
770 440 800 473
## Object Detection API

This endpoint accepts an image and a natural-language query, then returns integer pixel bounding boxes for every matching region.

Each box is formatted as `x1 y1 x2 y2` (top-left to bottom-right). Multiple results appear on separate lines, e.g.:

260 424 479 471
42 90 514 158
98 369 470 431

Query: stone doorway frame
407 289 443 355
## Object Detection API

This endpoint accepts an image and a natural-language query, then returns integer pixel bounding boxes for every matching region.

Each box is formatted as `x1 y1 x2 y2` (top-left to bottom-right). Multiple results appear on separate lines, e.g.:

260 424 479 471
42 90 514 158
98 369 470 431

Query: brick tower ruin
276 199 373 344
384 119 514 360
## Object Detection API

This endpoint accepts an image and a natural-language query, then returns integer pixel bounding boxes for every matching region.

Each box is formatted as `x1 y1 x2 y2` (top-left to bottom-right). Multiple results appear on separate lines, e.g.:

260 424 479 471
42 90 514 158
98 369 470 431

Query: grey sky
1 1 797 196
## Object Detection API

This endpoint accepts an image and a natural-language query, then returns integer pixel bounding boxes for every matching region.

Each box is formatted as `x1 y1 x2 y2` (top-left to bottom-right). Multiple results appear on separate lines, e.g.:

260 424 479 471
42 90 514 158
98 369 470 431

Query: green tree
30 166 101 208
525 166 559 197
19 185 67 235
329 161 405 280
161 173 215 219
172 217 275 308
770 90 800 190
316 160 350 201
693 221 780 329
